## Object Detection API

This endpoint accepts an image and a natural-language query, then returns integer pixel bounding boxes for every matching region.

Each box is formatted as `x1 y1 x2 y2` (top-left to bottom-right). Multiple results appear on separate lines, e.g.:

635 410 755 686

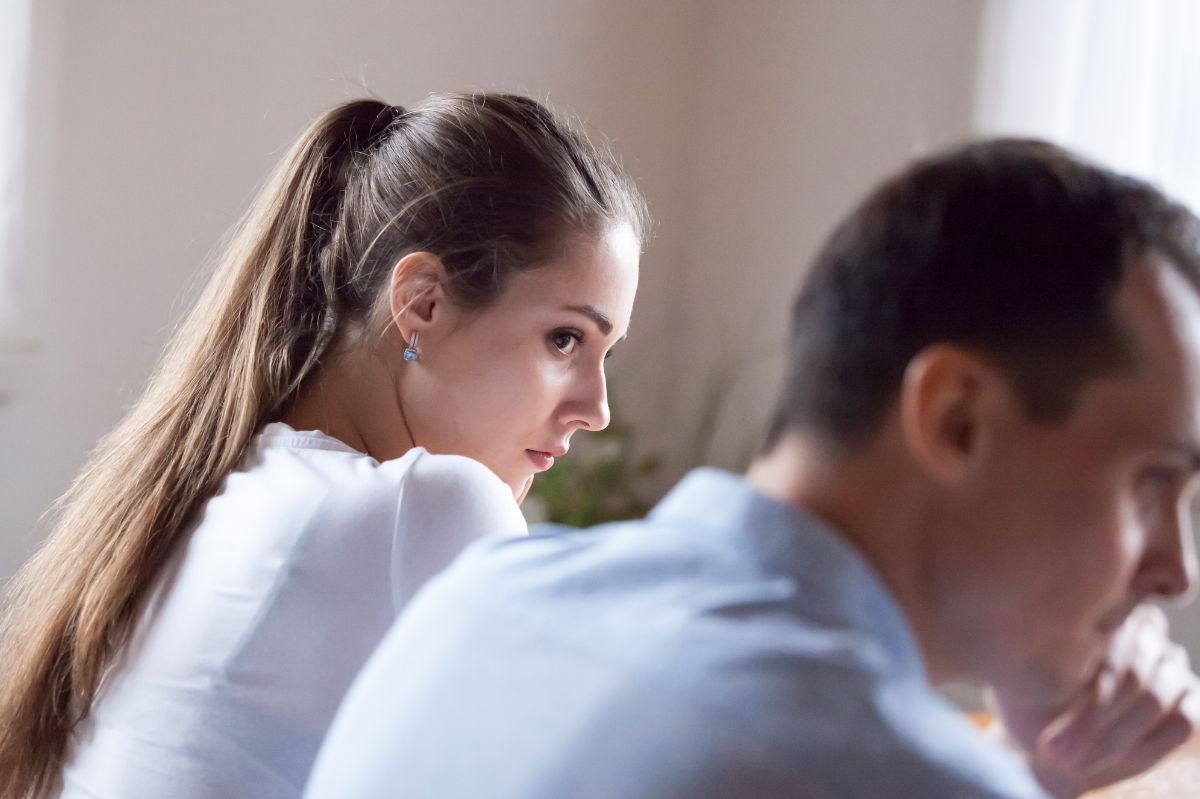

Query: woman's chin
514 474 535 505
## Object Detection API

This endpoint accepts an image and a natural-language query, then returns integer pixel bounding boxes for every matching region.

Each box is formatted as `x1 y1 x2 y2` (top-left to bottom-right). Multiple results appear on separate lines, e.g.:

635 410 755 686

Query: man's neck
746 430 957 685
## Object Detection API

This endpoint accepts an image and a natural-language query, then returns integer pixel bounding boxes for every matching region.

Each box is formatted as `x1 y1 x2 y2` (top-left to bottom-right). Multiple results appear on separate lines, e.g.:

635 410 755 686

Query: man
305 141 1200 798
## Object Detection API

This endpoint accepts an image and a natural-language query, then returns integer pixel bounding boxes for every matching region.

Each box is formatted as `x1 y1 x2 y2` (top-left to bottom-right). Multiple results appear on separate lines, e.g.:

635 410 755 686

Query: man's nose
1145 500 1200 603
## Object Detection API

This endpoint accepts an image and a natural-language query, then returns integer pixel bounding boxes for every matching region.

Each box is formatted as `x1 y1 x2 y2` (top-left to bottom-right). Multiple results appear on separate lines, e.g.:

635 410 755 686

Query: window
975 0 1200 212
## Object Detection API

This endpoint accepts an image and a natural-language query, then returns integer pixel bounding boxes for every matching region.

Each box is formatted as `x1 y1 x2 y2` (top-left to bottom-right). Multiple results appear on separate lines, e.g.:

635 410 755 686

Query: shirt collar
650 467 928 682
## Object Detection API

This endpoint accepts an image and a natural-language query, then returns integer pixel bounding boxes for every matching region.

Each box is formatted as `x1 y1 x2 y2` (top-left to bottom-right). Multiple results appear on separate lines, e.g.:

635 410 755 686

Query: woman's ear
389 252 450 338
898 345 1009 487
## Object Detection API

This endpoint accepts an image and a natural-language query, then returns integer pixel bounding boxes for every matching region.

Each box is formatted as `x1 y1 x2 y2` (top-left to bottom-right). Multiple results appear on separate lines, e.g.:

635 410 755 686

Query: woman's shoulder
247 424 525 534
395 447 501 487
387 450 527 610
255 425 496 489
391 449 526 534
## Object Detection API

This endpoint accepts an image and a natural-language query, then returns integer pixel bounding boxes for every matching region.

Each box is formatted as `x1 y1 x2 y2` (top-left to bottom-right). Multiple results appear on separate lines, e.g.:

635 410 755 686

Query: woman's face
398 224 641 500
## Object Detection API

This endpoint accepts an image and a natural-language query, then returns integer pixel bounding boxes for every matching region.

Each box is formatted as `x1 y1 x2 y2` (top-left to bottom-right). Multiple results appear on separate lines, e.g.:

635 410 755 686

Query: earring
403 331 420 362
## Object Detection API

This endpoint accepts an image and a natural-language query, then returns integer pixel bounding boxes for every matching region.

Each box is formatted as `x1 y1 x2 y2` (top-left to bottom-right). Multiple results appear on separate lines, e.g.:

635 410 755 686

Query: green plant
527 398 661 527
528 362 747 527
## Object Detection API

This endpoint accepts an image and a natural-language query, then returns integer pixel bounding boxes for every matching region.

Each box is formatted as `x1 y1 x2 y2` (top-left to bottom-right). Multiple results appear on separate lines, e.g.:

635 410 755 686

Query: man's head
765 140 1200 703
770 139 1200 449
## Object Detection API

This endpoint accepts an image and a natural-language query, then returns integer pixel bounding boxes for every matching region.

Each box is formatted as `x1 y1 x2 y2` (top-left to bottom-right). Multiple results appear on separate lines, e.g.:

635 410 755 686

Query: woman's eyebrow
561 304 613 336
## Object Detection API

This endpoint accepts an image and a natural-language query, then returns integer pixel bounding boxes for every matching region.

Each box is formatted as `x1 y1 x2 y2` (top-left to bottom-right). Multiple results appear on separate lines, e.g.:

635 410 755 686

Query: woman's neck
281 346 414 461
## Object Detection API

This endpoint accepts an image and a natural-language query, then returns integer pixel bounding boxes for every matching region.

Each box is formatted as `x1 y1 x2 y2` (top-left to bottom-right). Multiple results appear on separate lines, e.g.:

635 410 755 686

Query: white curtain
975 0 1200 213
0 0 32 329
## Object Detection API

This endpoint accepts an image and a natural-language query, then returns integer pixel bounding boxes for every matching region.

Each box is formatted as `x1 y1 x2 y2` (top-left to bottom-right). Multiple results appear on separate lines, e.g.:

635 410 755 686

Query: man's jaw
1095 599 1141 637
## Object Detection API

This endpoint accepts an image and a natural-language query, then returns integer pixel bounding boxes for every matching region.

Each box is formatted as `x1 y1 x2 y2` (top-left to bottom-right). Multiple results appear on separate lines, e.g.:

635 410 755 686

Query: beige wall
670 0 984 476
8 0 1200 696
3 0 987 574
0 0 699 574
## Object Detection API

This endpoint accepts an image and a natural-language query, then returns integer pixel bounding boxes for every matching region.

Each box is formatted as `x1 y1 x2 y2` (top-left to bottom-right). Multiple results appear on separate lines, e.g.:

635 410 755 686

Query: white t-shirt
58 423 527 799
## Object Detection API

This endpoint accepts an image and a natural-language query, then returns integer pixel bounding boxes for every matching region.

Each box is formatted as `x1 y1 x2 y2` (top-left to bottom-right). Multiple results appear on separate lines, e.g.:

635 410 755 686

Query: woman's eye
550 330 581 355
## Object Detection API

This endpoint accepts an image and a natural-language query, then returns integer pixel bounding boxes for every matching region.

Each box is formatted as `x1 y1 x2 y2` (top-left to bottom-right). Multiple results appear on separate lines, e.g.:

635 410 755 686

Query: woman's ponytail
0 99 387 798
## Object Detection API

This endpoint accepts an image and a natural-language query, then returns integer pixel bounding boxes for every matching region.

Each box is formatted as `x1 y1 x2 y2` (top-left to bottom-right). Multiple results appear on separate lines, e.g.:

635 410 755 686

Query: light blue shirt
306 469 1049 799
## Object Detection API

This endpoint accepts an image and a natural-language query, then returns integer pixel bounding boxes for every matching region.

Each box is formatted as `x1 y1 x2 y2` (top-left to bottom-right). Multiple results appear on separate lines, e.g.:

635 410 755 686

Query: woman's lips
526 450 555 471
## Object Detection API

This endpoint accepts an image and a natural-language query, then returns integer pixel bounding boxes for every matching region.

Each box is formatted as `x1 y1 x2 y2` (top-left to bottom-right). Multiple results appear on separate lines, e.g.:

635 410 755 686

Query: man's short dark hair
768 139 1200 449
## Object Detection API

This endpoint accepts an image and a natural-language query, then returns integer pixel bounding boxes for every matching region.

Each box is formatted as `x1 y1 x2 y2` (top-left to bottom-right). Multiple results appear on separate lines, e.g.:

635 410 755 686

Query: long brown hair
0 93 648 797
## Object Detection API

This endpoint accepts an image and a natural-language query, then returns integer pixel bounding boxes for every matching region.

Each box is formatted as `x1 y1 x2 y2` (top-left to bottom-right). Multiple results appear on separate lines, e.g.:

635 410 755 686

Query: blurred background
1 0 1199 651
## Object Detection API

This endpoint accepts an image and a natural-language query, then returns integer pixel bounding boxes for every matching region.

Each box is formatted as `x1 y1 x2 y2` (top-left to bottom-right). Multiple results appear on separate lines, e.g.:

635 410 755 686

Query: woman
0 93 647 798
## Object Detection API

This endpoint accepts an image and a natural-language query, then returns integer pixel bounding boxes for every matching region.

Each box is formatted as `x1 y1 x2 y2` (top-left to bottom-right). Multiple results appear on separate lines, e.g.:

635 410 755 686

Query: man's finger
1071 647 1192 768
1043 633 1184 766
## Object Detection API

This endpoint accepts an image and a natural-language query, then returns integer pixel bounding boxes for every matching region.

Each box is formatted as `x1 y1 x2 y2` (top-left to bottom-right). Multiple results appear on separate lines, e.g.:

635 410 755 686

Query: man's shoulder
392 467 1044 798
339 500 1048 799
416 510 912 728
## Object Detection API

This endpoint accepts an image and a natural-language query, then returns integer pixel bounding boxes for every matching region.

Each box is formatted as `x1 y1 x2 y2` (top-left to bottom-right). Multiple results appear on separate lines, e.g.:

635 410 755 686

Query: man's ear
389 252 450 339
898 345 1009 486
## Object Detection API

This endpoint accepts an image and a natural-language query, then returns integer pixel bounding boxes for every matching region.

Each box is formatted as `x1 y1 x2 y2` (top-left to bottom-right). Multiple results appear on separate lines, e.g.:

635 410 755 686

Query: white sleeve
390 451 528 613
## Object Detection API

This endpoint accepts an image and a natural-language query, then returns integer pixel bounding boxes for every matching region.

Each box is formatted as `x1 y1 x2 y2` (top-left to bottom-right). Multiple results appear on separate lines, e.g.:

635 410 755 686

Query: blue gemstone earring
403 331 420 362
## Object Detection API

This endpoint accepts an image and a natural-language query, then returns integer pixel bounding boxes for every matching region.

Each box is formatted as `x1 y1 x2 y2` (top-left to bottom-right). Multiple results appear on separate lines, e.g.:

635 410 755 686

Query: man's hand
990 605 1200 798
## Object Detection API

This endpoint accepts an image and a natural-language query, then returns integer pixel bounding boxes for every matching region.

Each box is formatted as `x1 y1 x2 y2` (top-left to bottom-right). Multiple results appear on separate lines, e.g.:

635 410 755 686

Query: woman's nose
560 365 610 432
